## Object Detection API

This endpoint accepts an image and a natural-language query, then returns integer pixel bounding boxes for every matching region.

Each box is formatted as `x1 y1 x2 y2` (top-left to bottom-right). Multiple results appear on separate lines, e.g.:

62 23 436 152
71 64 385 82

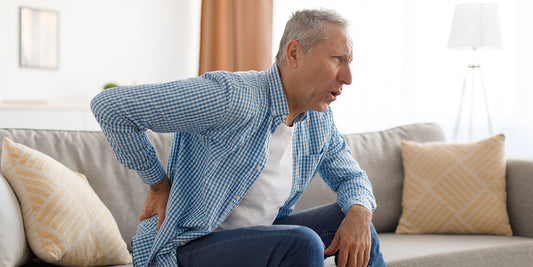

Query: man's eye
334 56 344 63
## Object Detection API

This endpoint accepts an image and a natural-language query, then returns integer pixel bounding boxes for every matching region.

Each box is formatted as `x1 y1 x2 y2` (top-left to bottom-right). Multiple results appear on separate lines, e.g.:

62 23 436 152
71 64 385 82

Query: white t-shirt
217 123 294 231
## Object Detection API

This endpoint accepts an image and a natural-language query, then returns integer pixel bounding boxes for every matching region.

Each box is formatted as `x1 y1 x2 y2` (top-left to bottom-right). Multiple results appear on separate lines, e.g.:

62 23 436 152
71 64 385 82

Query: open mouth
329 90 342 100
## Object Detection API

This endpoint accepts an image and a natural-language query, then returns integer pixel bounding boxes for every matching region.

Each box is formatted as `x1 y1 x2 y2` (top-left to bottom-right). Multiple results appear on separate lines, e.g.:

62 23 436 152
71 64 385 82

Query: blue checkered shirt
91 64 376 266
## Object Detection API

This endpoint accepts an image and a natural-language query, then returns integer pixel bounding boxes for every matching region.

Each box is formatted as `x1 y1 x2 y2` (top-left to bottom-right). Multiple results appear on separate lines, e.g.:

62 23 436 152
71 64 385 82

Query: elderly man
91 8 385 267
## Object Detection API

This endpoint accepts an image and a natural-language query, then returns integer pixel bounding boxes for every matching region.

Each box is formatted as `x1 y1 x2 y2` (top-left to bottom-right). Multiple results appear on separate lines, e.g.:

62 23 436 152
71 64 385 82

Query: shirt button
255 165 262 171
281 115 287 120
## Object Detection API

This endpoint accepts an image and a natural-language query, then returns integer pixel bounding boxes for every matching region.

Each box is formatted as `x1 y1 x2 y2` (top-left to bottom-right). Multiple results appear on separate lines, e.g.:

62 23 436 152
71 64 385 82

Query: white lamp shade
448 3 503 50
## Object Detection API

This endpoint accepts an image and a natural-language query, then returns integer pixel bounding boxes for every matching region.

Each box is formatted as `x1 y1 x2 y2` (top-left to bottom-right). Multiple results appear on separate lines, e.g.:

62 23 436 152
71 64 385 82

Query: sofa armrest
507 158 533 238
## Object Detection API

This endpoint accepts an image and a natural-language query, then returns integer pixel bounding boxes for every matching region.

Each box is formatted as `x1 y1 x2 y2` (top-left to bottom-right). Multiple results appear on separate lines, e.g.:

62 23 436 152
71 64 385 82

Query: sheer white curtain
273 0 532 158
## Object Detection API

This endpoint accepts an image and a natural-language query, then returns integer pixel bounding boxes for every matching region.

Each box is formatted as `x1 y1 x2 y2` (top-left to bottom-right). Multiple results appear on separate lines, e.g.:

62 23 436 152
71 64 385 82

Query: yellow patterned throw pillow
1 137 132 266
396 134 512 235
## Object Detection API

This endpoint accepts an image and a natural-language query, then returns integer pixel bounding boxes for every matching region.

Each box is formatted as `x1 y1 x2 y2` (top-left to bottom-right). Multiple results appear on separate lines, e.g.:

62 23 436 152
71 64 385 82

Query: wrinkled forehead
323 23 353 54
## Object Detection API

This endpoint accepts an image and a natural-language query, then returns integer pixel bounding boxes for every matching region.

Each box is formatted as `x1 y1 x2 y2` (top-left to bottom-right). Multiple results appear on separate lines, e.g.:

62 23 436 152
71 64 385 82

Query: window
272 0 532 157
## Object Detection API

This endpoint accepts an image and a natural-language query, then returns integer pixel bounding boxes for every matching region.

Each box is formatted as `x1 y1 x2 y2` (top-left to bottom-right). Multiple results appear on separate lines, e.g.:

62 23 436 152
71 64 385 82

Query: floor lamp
447 3 503 142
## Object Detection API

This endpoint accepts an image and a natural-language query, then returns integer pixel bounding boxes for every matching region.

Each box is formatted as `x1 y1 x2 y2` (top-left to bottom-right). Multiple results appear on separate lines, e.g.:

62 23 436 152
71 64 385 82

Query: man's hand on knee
324 205 372 267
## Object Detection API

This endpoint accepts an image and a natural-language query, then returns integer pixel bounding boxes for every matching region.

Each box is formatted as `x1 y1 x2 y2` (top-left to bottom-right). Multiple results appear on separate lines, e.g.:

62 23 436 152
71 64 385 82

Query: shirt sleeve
90 76 232 185
317 115 377 214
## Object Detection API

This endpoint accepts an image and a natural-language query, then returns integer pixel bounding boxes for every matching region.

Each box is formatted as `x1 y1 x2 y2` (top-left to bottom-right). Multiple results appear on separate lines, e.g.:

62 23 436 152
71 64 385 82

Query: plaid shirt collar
267 64 308 124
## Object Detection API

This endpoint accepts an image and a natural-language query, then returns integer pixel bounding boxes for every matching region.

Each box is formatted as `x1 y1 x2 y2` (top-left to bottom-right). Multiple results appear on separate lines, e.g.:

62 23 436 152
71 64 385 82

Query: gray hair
275 9 349 65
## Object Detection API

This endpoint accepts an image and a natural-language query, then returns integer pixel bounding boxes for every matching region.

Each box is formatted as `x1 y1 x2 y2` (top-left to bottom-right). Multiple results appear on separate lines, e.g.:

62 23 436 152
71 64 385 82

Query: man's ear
285 39 302 68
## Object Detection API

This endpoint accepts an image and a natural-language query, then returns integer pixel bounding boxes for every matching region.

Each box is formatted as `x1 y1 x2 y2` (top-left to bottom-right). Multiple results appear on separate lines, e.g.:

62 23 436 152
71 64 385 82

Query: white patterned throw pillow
1 137 132 266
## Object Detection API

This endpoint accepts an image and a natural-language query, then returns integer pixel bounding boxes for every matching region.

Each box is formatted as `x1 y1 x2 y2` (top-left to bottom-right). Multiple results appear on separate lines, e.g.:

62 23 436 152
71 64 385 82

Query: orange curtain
199 0 273 75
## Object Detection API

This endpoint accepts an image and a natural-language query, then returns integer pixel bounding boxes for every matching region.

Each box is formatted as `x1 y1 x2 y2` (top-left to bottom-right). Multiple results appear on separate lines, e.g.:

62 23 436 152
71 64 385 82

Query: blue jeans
176 203 386 267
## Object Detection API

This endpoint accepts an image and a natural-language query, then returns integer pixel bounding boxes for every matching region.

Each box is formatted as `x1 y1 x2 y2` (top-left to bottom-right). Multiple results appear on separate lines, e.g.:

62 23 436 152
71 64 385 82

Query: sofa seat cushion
379 233 533 267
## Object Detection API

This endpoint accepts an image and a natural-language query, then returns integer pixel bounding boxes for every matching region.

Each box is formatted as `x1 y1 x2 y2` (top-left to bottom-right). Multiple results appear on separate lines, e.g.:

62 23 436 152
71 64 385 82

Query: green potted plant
103 82 119 90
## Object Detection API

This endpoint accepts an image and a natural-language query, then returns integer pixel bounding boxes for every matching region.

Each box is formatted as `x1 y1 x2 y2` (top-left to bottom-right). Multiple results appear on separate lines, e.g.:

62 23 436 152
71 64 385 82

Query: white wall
0 0 202 104
1 0 531 158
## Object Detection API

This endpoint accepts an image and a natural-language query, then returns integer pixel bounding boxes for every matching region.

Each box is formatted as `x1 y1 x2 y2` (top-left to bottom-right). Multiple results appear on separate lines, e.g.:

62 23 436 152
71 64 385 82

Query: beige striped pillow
396 134 512 235
1 137 132 266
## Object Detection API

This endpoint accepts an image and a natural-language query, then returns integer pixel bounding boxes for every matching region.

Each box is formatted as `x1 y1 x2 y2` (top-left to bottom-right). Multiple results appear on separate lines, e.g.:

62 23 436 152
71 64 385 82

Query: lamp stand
452 64 494 142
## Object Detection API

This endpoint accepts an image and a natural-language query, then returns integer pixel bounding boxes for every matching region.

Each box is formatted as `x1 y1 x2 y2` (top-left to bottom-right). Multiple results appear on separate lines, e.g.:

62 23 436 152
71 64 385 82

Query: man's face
295 23 353 112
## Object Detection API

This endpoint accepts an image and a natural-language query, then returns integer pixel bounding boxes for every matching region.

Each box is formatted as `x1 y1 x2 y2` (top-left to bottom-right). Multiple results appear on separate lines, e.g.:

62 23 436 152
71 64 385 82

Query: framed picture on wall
19 7 59 69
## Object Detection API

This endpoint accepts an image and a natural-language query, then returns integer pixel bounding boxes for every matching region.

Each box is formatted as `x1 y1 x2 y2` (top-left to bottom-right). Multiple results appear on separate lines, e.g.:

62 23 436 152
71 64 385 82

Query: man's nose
338 63 352 85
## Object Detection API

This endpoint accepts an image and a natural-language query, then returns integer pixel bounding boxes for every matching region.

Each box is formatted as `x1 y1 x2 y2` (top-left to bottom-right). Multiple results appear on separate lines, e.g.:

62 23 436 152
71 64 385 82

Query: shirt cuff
341 198 376 215
136 161 166 185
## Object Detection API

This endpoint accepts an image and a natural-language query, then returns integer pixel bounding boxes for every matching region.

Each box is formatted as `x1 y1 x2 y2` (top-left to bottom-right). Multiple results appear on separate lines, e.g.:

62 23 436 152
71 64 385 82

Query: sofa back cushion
0 129 173 251
1 123 446 245
294 123 446 233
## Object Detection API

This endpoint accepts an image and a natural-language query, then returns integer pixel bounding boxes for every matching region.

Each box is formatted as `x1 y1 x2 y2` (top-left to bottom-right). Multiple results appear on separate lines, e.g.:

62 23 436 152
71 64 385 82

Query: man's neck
278 63 305 127
284 114 298 127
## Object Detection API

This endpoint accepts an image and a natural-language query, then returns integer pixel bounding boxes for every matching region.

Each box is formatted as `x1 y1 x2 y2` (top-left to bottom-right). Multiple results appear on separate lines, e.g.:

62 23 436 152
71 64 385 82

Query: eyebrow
340 54 353 63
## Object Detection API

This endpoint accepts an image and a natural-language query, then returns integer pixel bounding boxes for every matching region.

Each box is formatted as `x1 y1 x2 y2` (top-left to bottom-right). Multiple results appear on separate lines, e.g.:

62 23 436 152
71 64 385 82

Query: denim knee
282 226 324 267
291 226 324 250
369 224 386 267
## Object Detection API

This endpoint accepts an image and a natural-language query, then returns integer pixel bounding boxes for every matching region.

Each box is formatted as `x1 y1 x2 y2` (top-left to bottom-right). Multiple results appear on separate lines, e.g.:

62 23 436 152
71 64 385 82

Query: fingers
353 237 370 267
139 213 148 222
338 247 368 267
157 210 166 230
139 206 153 222
363 246 370 267
324 233 340 256
356 247 364 267
139 176 171 228
336 244 349 267
332 242 371 267
139 207 165 230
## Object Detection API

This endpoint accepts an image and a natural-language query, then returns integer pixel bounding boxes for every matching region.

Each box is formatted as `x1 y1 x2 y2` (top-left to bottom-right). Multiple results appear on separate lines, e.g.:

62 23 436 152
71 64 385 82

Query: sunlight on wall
273 0 532 158
0 0 202 104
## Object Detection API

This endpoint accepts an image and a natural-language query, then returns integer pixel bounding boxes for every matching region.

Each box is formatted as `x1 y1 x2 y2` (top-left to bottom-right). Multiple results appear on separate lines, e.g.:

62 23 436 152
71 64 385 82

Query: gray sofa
1 123 532 266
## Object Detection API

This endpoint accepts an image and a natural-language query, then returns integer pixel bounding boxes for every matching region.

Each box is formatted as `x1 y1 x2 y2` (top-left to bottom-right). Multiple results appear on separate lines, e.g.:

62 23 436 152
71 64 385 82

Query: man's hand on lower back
139 175 171 230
